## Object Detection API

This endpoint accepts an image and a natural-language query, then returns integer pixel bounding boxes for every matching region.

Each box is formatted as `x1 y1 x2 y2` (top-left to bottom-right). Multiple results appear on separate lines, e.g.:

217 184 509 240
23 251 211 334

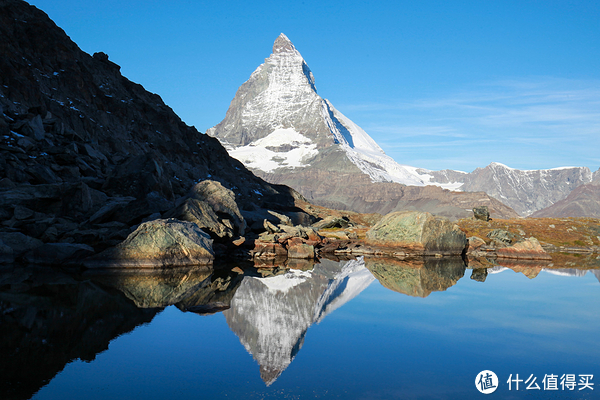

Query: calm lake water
1 256 599 400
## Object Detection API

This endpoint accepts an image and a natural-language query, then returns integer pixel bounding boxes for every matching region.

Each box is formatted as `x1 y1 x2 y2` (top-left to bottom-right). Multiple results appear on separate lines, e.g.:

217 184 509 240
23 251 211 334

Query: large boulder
84 219 214 268
473 206 490 221
365 211 467 255
189 180 246 236
164 198 233 239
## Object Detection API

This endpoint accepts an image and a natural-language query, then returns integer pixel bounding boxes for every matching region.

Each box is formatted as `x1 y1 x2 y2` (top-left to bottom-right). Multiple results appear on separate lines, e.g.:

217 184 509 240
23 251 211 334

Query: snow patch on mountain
259 268 314 293
227 128 318 172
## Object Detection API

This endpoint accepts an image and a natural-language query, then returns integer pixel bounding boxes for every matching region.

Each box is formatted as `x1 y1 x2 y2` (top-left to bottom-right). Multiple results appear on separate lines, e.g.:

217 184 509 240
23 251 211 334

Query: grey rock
13 205 34 220
486 229 521 246
263 219 280 234
0 239 14 263
87 197 136 224
164 198 233 239
0 232 43 256
267 210 292 226
366 211 467 255
473 206 490 221
84 219 214 268
189 180 246 235
22 115 45 140
313 216 349 230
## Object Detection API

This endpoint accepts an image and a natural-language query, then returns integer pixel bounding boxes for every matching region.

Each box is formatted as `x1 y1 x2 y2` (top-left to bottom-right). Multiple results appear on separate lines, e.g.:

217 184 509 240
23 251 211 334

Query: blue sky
28 0 600 172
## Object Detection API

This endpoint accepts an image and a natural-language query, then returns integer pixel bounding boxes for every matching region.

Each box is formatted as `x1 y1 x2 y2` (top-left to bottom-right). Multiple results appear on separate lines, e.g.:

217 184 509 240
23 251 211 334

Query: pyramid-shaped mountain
208 34 518 219
209 33 444 187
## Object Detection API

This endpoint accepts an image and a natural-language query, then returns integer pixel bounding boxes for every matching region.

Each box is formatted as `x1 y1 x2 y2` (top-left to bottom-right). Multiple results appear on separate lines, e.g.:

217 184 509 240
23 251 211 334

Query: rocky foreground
1 0 598 272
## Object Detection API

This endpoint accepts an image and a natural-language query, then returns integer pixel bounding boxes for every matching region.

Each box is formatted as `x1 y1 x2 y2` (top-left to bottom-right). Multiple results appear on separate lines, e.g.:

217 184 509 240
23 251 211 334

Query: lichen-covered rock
365 211 467 255
312 216 349 230
487 229 521 247
84 219 214 268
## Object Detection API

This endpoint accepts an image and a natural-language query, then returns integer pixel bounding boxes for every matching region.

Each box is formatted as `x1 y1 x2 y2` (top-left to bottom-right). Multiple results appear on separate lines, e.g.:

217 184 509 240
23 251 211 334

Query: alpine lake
2 254 599 400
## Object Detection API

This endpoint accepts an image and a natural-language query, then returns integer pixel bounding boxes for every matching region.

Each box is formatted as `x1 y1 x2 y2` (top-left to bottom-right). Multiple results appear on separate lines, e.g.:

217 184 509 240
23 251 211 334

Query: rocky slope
0 0 311 260
208 34 519 220
530 182 600 218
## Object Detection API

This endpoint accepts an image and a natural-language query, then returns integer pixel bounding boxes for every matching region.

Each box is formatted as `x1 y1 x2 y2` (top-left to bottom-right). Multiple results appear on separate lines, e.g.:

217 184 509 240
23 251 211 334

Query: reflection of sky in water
33 266 600 400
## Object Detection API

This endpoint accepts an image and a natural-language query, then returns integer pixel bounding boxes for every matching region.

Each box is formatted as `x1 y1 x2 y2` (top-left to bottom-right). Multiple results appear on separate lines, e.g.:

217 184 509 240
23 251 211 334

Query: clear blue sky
28 0 600 172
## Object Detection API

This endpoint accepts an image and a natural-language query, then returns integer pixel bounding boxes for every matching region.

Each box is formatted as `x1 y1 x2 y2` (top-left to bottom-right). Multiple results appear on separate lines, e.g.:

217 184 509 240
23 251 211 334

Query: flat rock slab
496 237 552 260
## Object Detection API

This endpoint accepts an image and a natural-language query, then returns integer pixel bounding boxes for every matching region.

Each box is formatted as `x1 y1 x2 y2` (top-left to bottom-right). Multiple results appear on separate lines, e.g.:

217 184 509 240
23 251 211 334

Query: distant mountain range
209 34 600 218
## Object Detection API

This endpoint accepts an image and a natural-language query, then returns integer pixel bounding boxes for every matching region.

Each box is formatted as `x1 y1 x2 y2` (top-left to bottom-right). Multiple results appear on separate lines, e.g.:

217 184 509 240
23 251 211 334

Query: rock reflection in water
224 257 375 386
0 265 158 400
88 267 244 314
365 257 466 298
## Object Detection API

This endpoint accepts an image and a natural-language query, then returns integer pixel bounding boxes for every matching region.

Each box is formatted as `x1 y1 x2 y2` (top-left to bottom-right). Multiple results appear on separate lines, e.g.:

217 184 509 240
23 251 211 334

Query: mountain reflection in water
2 257 600 399
224 258 375 385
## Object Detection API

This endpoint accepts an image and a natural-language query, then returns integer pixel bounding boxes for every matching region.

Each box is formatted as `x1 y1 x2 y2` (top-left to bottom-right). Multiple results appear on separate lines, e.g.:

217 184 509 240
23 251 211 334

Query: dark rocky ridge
0 0 308 258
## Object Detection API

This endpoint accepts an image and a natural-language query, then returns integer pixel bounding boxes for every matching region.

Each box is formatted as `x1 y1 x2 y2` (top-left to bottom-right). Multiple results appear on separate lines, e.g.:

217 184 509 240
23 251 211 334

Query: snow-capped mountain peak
273 33 296 54
207 34 455 189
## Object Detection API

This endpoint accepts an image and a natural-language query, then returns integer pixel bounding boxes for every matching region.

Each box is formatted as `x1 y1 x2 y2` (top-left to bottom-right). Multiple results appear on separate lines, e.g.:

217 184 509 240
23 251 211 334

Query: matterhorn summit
208 33 440 187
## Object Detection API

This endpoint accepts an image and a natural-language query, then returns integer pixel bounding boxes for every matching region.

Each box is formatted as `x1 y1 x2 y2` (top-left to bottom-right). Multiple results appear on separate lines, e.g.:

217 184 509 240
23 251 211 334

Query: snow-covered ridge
322 100 464 190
